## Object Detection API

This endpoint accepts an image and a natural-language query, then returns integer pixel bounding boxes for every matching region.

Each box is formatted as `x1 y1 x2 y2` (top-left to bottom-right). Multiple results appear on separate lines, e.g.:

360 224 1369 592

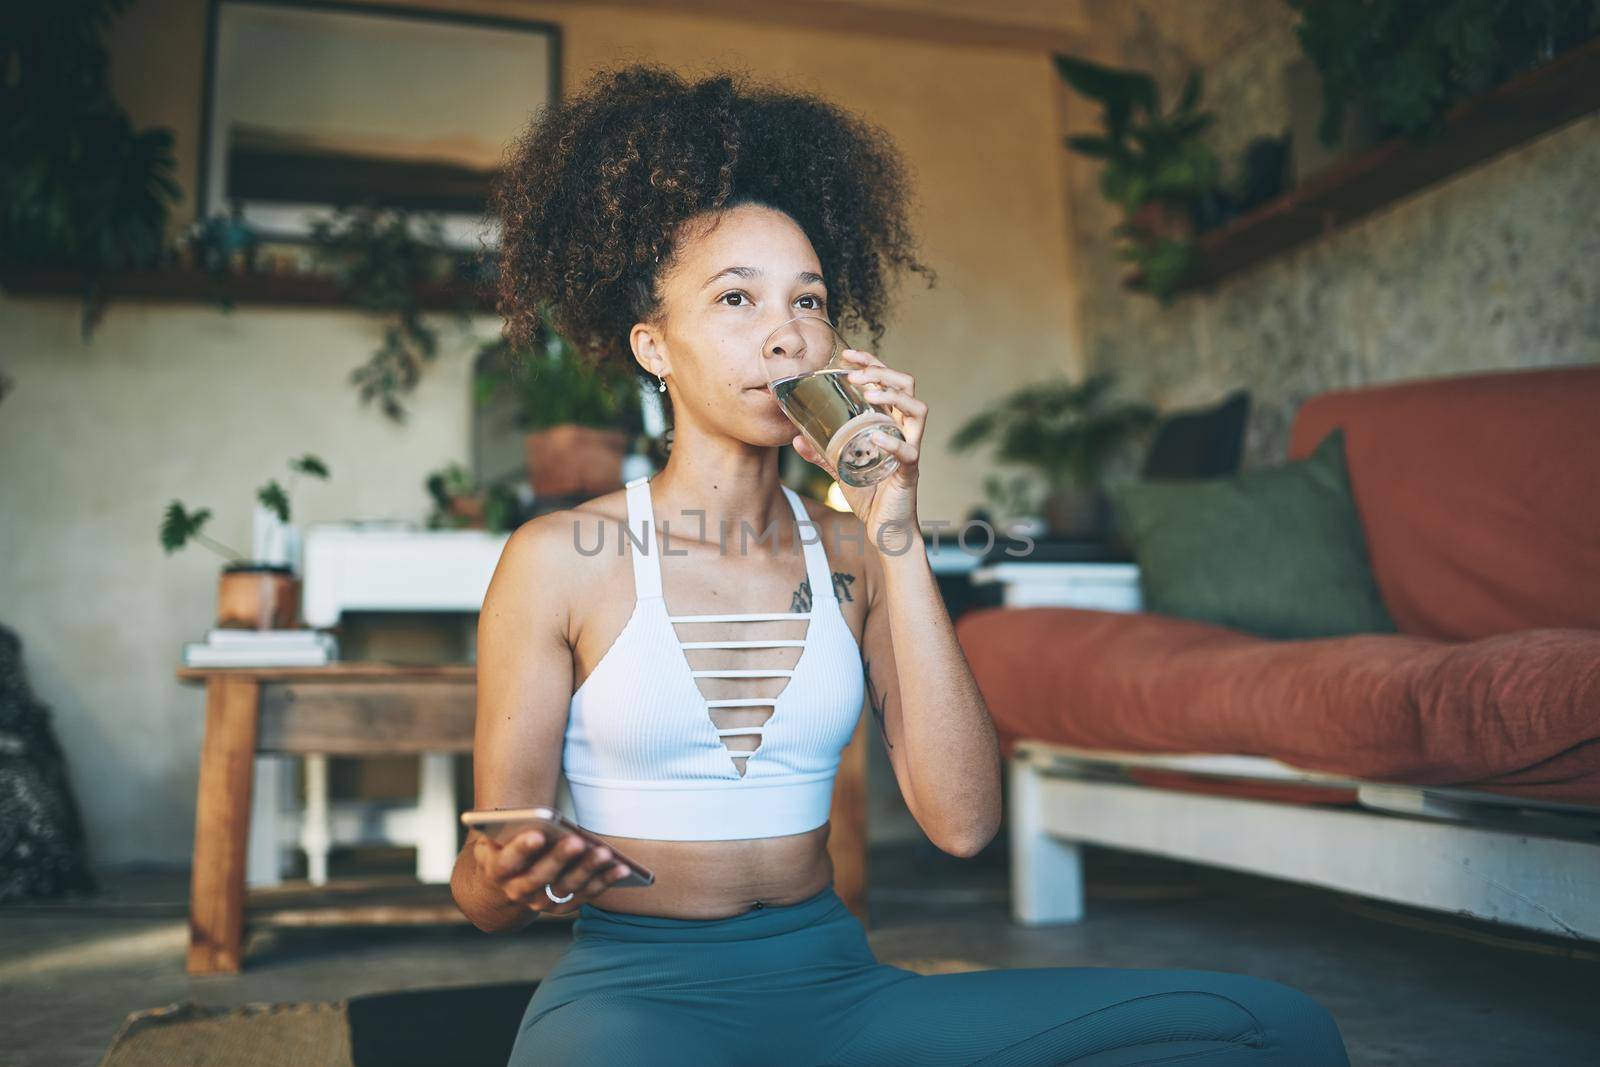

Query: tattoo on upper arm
863 656 893 750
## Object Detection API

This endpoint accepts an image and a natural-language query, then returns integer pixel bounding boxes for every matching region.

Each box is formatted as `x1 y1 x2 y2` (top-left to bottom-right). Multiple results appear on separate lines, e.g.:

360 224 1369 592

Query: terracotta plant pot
1127 199 1195 245
1044 487 1110 540
524 424 628 498
449 493 487 527
217 562 299 630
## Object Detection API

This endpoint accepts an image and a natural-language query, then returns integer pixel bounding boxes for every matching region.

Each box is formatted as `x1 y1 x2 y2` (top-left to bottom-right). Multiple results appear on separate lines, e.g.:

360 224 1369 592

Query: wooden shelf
1127 35 1600 297
0 264 498 313
176 661 476 683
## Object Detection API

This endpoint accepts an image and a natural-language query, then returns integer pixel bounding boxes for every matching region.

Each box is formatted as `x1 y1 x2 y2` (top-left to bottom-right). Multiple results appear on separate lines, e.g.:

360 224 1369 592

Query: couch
955 365 1600 939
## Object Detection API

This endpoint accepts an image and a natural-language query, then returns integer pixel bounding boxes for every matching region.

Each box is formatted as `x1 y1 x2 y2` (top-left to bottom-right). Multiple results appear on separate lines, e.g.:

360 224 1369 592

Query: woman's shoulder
517 485 628 537
502 488 632 589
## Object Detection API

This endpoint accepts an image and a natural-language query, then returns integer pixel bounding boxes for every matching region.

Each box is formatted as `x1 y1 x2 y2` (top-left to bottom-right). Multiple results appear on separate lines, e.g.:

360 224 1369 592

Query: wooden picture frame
198 0 561 249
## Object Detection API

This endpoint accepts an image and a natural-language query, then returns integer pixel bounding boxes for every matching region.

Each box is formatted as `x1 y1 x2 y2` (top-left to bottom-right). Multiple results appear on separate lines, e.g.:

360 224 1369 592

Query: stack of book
182 627 339 667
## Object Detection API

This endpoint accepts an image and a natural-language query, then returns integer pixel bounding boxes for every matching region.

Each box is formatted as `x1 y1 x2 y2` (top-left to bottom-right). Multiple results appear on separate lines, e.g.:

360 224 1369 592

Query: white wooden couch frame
1008 740 1600 942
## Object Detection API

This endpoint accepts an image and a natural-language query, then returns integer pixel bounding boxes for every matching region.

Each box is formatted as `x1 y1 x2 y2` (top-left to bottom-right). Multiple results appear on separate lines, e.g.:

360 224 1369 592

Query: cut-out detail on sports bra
667 609 806 777
560 475 866 841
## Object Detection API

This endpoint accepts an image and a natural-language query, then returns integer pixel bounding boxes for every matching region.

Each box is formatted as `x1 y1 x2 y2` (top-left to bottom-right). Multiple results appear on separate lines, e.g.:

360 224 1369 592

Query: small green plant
1288 0 1600 147
950 372 1158 495
161 454 330 563
178 203 262 312
1053 53 1222 302
309 205 474 424
424 461 519 532
981 472 1040 525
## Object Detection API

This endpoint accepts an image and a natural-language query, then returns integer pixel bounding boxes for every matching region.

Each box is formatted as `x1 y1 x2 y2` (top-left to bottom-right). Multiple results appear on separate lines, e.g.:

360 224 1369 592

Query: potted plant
160 454 330 629
424 461 520 532
474 311 645 500
950 373 1157 539
1053 53 1222 302
980 472 1046 539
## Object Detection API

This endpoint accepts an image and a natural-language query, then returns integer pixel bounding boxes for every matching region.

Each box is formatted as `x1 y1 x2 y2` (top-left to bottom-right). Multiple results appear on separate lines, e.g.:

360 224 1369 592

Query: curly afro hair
489 62 937 376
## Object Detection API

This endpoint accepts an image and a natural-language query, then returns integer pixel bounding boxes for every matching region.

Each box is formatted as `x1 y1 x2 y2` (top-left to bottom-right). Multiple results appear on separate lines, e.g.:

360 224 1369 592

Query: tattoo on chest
790 572 858 613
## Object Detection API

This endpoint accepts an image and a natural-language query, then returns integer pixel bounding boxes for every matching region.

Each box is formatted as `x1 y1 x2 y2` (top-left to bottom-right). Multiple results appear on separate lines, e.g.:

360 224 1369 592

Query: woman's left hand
790 347 923 554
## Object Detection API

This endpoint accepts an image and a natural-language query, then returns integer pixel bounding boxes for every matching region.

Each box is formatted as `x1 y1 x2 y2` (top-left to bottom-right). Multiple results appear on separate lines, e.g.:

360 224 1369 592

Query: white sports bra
561 474 866 841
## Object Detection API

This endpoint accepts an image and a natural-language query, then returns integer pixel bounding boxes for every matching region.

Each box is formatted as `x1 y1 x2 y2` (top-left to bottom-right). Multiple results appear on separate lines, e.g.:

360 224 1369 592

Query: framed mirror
198 0 560 249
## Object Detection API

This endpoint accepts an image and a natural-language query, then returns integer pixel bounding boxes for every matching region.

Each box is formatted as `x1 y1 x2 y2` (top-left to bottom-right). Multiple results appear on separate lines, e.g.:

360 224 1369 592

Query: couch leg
1008 752 1084 924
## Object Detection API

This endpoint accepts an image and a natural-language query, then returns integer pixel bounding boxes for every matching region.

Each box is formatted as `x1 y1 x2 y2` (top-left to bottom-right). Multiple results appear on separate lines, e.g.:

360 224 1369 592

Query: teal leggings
508 883 1349 1066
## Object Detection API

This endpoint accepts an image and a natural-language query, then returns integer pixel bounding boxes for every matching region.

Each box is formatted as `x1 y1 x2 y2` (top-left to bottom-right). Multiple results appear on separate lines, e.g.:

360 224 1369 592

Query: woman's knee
1208 972 1349 1066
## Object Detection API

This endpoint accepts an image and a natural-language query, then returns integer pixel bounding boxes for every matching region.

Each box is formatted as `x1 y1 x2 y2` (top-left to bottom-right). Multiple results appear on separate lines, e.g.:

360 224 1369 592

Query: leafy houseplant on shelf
160 454 330 629
950 373 1157 539
1053 53 1222 303
475 309 646 500
1288 0 1600 150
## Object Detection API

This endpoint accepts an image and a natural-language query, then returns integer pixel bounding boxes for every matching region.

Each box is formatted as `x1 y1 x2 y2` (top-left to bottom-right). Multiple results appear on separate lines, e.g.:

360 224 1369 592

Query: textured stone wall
1061 0 1600 466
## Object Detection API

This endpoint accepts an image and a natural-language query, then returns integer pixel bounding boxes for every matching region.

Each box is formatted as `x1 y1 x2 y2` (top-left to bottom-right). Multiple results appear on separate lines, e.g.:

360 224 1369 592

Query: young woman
451 63 1350 1067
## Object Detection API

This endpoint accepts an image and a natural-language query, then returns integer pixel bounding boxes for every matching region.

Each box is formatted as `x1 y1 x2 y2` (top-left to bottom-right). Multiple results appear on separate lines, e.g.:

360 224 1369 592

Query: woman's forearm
880 538 1002 854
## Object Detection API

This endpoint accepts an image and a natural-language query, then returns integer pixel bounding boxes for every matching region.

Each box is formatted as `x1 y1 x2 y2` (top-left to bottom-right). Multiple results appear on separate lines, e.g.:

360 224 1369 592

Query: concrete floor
2 838 1596 1067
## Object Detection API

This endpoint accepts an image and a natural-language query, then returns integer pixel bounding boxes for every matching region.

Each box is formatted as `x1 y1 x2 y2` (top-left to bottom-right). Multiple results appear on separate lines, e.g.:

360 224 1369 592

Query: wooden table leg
829 710 871 925
188 676 260 974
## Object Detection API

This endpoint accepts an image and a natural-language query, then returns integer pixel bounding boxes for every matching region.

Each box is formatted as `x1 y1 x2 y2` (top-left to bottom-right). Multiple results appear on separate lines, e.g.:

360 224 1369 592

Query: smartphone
460 807 655 888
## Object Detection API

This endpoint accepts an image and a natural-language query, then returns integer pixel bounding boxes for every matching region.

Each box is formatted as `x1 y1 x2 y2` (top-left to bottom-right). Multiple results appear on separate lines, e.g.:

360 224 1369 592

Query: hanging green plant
308 205 475 424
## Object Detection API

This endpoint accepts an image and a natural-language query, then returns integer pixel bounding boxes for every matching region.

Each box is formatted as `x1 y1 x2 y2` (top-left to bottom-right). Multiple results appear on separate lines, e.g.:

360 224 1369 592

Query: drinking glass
759 315 904 487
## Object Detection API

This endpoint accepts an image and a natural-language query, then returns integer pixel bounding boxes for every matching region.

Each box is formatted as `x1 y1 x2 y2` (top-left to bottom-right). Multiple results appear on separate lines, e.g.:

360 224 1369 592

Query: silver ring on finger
545 882 574 904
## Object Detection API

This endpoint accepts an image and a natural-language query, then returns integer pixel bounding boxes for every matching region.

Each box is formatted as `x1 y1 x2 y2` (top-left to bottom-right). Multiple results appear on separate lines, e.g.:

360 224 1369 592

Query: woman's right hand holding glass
472 829 632 917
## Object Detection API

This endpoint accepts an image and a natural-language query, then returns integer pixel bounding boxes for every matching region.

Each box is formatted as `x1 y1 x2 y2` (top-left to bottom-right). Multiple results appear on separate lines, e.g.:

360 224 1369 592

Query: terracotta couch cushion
956 606 1600 804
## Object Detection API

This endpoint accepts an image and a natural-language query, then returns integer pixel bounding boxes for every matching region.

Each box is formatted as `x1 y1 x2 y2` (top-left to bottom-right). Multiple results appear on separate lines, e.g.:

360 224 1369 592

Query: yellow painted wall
0 0 1082 864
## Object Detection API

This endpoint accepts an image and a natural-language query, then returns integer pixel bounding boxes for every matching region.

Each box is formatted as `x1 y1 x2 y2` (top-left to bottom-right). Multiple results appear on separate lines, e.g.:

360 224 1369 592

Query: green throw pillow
1107 427 1396 639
